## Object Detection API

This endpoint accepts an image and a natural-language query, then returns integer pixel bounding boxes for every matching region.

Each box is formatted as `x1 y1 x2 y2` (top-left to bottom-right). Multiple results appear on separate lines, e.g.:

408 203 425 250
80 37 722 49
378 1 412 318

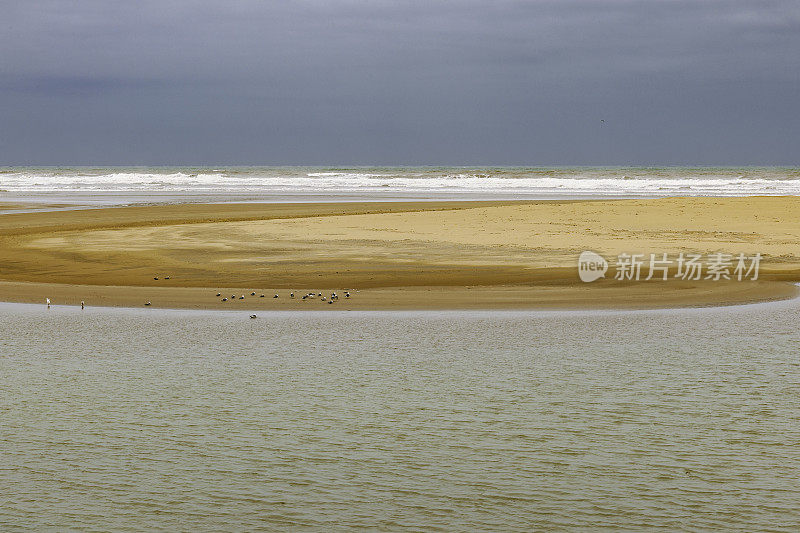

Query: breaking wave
1 167 799 197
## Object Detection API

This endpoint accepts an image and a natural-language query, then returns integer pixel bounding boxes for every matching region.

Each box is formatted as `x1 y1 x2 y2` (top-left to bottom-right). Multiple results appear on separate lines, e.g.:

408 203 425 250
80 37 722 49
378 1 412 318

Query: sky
1 0 798 166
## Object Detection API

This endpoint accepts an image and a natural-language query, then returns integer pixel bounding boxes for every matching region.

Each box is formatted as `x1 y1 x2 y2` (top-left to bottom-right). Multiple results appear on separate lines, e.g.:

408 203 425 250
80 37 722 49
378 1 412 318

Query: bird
251 292 256 296
250 314 257 319
222 298 228 301
46 297 51 309
154 277 158 280
165 276 170 280
81 301 84 310
260 294 265 298
345 292 350 298
216 293 221 297
290 292 295 298
145 302 151 306
328 300 333 304
239 295 245 299
273 294 278 298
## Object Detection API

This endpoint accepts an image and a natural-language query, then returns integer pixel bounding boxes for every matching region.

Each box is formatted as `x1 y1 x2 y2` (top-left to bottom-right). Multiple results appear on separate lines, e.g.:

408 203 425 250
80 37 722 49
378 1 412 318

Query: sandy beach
0 196 798 310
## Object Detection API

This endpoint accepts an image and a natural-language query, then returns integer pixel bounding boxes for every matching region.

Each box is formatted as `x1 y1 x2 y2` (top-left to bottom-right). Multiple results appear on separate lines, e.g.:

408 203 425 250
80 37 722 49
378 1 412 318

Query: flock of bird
213 289 355 318
45 275 354 313
216 290 352 304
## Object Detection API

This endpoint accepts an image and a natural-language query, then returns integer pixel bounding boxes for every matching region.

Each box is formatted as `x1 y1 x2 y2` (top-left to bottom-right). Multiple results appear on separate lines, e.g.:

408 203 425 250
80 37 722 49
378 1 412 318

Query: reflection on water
1 302 799 530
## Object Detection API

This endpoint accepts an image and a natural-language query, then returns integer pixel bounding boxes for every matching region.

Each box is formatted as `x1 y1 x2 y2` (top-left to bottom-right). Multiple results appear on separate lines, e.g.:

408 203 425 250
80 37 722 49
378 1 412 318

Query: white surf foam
1 167 799 198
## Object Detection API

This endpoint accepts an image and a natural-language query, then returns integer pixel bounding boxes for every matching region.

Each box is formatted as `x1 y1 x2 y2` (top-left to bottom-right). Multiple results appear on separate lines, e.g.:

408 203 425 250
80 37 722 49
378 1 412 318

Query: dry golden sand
0 197 798 310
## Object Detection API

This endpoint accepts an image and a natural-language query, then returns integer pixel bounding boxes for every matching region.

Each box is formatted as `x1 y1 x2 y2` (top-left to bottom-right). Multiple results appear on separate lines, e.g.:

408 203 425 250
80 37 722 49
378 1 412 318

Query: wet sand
0 197 798 309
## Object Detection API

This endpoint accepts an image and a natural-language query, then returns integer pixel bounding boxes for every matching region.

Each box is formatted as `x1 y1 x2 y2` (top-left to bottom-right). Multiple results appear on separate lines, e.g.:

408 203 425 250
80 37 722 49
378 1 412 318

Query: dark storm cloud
1 0 798 164
0 75 166 96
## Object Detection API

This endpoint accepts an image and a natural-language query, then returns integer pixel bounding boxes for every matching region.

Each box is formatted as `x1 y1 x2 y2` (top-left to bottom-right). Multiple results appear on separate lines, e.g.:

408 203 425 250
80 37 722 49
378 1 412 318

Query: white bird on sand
145 302 151 306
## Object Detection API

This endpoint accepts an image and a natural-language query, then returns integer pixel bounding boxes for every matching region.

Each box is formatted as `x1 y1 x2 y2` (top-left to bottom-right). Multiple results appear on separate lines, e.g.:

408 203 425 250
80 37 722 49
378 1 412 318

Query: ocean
2 300 800 530
2 166 800 207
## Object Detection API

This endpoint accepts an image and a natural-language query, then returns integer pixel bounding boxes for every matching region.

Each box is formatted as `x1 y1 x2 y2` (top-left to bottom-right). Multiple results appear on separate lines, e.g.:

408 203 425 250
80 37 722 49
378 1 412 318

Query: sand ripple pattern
2 302 800 530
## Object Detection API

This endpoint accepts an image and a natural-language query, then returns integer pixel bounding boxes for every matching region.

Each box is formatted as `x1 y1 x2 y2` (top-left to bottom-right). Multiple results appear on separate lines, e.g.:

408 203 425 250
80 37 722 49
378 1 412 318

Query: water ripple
1 303 800 530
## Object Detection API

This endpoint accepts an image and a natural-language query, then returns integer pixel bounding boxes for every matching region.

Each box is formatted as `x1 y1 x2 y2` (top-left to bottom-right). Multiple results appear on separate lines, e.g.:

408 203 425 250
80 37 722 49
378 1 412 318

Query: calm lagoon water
1 301 799 531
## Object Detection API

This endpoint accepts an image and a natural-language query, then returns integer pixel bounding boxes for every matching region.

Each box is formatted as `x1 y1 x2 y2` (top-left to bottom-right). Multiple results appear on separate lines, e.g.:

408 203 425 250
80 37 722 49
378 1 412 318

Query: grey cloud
0 75 166 96
0 0 798 165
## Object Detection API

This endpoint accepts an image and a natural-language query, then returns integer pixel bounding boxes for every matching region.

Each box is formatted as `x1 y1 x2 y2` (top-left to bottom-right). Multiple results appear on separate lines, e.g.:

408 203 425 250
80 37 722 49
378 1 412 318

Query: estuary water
1 300 799 531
